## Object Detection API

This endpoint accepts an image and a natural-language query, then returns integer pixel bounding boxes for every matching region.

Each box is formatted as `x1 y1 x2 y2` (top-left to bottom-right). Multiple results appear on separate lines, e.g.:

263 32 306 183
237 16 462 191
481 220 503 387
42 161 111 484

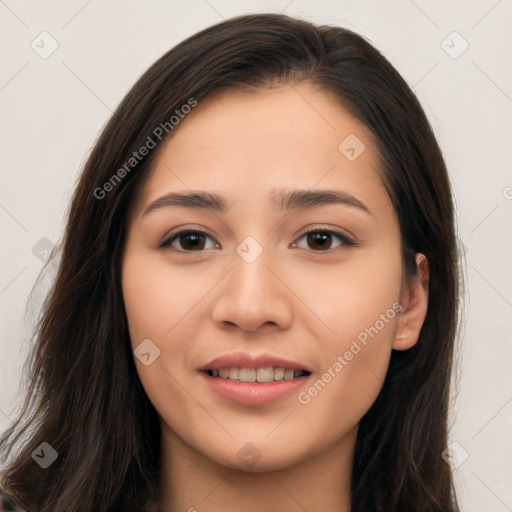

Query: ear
393 253 429 351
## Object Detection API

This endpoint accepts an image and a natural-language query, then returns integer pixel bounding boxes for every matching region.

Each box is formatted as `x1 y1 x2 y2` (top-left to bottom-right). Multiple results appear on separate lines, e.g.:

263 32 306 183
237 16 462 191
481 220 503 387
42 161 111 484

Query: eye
160 230 219 252
160 228 356 253
292 229 355 252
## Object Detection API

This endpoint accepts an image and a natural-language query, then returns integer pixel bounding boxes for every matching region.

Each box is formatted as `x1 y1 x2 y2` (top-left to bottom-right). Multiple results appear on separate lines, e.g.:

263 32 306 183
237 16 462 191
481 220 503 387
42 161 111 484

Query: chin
203 441 317 474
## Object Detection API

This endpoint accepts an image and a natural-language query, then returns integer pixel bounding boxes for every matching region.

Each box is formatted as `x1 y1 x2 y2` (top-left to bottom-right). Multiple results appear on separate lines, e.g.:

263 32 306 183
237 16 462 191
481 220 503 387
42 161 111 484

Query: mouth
198 353 312 405
202 367 311 382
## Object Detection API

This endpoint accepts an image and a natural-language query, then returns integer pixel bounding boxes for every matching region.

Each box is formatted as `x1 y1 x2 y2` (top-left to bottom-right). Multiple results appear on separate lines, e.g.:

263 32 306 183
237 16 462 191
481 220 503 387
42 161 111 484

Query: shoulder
0 481 29 512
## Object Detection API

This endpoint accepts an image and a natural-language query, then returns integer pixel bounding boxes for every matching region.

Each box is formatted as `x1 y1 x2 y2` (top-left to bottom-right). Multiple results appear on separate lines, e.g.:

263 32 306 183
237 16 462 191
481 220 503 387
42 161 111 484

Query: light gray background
0 1 511 510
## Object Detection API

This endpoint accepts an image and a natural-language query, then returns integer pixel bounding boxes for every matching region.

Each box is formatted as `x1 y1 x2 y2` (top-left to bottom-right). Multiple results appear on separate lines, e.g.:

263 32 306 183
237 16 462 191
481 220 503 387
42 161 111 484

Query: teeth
284 369 294 380
238 367 256 382
256 366 274 383
208 367 309 382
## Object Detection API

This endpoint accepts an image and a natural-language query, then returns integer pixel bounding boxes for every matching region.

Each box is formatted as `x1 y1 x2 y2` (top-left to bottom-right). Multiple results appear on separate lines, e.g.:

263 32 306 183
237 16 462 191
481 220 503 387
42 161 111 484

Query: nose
211 249 294 333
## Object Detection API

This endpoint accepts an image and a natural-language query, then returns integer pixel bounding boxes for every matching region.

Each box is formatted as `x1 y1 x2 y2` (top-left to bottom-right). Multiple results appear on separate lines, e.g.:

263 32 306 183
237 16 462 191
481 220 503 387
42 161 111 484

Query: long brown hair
0 13 461 511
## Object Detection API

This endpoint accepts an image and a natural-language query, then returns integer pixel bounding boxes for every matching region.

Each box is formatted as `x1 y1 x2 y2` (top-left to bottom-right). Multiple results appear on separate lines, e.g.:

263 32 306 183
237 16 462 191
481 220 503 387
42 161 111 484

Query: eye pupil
307 231 332 250
181 233 205 251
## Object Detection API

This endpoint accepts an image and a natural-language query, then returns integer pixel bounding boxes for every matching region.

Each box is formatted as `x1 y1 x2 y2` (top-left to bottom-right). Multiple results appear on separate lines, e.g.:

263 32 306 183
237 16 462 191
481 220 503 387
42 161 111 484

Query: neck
158 425 356 512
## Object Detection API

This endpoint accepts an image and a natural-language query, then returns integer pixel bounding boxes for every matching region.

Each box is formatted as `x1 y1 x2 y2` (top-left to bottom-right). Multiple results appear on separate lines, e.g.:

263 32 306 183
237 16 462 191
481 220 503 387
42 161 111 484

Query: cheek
291 245 402 421
289 240 403 343
121 252 200 426
295 294 401 437
121 249 217 389
121 250 203 344
121 251 186 410
295 339 392 441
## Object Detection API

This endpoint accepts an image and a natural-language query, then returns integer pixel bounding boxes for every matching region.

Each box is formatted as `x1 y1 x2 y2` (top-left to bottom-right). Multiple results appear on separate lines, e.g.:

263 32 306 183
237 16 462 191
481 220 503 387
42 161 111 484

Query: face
121 83 416 472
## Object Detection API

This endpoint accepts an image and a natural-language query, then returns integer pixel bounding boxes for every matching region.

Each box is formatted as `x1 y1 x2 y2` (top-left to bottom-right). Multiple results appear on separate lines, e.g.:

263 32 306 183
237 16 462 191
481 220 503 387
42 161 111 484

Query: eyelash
159 227 357 253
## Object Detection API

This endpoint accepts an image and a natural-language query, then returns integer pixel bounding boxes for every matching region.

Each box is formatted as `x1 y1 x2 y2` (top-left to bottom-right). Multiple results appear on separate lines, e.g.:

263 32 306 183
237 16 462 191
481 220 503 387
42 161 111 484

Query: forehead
138 83 388 215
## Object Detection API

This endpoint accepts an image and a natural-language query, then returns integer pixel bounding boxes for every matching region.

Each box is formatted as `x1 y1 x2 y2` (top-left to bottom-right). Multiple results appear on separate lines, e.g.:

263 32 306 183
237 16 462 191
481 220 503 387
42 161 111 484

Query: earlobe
392 253 429 351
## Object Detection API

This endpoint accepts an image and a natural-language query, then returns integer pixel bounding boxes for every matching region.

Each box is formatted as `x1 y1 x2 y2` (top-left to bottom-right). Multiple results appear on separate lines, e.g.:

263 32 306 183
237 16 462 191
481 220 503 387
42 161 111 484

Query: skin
121 83 429 512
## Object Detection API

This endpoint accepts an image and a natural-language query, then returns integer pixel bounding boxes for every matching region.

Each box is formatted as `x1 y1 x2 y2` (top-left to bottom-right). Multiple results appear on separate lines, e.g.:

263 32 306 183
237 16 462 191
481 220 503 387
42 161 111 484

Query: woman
0 13 461 512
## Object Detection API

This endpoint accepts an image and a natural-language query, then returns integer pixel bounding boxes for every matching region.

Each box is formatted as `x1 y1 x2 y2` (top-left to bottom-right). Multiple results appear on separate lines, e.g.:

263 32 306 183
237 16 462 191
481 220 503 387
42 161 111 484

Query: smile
204 366 310 382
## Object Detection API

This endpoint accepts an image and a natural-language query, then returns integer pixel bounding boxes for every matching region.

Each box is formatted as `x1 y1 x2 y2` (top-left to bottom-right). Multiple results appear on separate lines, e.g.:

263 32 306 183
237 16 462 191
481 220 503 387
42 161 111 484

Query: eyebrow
142 189 372 216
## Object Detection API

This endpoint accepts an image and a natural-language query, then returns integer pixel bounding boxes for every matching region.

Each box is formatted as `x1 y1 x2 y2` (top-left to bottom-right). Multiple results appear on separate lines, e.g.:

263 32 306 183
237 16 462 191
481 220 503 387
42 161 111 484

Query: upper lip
198 352 312 372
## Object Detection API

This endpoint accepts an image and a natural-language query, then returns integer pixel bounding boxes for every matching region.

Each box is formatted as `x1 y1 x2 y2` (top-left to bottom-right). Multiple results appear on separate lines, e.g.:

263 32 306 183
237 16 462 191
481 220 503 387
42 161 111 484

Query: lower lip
199 372 310 406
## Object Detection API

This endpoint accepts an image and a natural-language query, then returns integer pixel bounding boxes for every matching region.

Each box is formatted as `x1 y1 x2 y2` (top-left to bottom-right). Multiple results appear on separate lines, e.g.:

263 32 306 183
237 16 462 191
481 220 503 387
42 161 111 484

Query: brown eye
294 229 355 252
307 231 333 250
161 230 217 252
